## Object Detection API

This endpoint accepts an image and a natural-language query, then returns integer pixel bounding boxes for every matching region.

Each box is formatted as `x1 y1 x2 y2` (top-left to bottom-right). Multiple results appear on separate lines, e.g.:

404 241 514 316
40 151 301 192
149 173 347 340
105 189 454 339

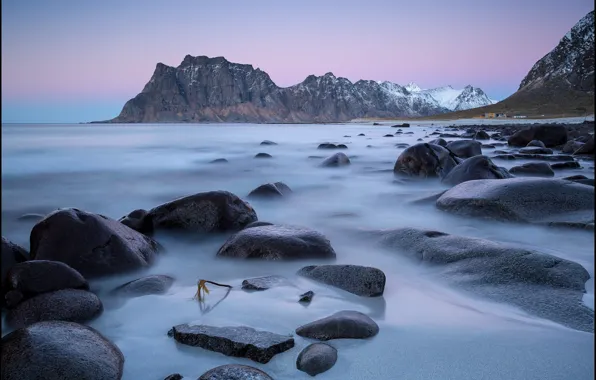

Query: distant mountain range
431 10 594 119
101 57 495 123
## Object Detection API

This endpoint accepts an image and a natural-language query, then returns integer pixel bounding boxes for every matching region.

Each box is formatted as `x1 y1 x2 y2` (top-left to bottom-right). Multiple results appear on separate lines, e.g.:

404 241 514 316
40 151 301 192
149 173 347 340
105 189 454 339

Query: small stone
241 275 289 291
296 343 338 377
299 291 315 303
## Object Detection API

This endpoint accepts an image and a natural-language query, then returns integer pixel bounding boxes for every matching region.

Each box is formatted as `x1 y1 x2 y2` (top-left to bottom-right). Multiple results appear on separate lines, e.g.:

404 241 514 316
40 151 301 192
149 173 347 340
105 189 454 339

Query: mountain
103 56 493 123
422 10 595 119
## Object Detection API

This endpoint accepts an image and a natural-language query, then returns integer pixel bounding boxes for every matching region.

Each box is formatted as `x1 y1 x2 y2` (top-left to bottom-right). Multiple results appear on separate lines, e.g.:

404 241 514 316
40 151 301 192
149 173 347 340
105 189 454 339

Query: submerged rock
145 191 257 234
436 177 594 225
30 208 160 278
217 225 337 260
199 365 273 380
260 140 277 146
1 321 124 380
248 182 292 199
445 140 482 158
254 153 273 159
209 158 229 164
441 155 512 186
241 275 289 291
297 265 385 297
320 152 351 167
369 227 594 332
393 143 459 178
169 324 295 364
296 343 338 377
6 289 103 329
509 162 555 177
111 275 174 297
299 290 315 303
318 143 347 150
295 310 379 340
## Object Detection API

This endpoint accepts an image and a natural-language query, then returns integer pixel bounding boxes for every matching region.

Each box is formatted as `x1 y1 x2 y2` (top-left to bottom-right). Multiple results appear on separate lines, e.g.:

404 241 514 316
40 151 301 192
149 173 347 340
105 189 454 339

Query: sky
1 0 593 123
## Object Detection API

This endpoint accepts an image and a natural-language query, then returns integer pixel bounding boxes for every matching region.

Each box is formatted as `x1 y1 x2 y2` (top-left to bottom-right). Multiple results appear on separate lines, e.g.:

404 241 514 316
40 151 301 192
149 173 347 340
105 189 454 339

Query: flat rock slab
297 265 385 297
169 324 295 363
296 343 338 376
199 364 273 380
295 310 379 341
241 275 290 291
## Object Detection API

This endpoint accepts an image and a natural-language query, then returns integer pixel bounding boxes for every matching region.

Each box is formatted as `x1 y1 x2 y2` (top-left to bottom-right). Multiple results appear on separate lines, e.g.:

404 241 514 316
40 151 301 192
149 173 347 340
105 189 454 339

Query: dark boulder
296 343 338 377
320 152 350 167
6 289 103 328
4 260 88 307
428 139 447 146
573 135 594 155
295 310 379 340
519 147 554 155
436 177 594 225
526 140 546 148
393 143 459 178
118 209 153 234
445 140 482 158
509 162 555 177
473 130 490 140
248 182 292 199
254 153 272 159
562 140 584 154
550 161 581 170
368 228 594 332
146 191 257 234
169 324 294 364
111 275 174 297
30 208 160 278
217 225 337 260
199 365 273 380
507 125 568 147
297 265 385 297
383 134 394 137
357 133 365 136
441 155 512 186
317 143 347 150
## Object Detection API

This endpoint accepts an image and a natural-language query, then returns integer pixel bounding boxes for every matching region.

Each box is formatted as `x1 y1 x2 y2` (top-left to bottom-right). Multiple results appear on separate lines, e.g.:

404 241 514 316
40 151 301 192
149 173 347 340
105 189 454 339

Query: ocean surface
1 122 594 380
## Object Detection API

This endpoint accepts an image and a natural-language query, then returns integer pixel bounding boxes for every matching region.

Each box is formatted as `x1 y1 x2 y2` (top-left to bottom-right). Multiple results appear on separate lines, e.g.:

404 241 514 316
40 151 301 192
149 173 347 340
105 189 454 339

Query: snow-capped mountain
519 10 594 92
105 55 495 123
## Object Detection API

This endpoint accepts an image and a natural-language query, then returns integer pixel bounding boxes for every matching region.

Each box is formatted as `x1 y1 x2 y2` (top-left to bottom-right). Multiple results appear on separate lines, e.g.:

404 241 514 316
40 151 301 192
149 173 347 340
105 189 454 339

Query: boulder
436 177 594 225
441 155 512 186
111 275 174 297
217 225 336 260
393 143 459 178
260 140 277 146
383 134 394 137
573 135 594 155
320 152 351 167
30 208 160 278
169 324 294 364
428 138 447 146
146 191 257 234
209 158 229 164
199 365 273 380
509 162 555 177
296 343 338 377
118 209 153 234
254 153 272 159
317 143 347 150
357 133 365 136
6 289 103 328
507 125 568 147
295 310 379 340
297 265 385 297
519 147 554 155
248 182 292 199
368 228 594 332
526 140 546 148
4 261 88 307
445 140 482 158
562 140 585 154
1 321 124 380
473 130 490 140
241 275 289 291
1 237 28 289
550 161 581 170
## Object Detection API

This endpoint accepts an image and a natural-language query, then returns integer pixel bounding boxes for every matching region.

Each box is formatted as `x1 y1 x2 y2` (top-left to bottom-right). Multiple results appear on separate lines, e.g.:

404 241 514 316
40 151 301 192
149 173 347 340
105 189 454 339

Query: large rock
574 135 594 155
1 237 28 290
4 260 88 307
30 208 160 278
441 155 512 186
199 365 273 380
111 275 174 297
1 321 124 380
562 140 585 154
169 324 295 364
295 310 379 340
368 228 594 332
297 265 385 297
118 209 152 234
296 343 338 377
509 162 555 177
217 225 337 260
393 143 459 178
473 130 490 140
145 191 258 233
428 138 447 146
507 125 568 147
320 152 351 167
248 182 292 199
6 289 103 328
436 177 594 225
445 140 482 158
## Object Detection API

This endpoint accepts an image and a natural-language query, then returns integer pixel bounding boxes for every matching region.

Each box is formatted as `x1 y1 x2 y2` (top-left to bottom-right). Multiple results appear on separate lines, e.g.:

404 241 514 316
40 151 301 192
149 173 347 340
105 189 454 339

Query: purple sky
1 0 593 123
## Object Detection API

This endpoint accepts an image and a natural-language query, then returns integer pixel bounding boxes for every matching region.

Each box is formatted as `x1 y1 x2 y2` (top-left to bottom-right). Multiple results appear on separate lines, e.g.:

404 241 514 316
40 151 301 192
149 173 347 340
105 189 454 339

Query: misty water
1 122 594 380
